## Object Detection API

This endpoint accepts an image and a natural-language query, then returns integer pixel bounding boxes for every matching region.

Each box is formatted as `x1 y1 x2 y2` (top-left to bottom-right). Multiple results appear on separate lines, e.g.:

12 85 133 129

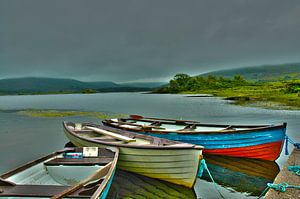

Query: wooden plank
0 185 69 197
85 126 136 143
265 148 300 199
44 157 113 166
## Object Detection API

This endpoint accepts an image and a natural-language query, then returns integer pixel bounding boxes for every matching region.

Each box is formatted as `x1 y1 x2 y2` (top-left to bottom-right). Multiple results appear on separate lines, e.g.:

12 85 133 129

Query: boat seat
179 124 197 131
0 184 94 198
222 126 236 130
44 157 114 166
150 121 161 126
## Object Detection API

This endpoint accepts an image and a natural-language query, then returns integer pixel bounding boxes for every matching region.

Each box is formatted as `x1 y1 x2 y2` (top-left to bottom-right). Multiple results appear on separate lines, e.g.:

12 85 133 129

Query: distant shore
153 74 300 111
153 89 300 111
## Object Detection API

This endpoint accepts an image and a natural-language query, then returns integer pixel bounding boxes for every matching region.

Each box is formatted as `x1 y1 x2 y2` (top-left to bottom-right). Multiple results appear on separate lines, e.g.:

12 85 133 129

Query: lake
0 93 299 198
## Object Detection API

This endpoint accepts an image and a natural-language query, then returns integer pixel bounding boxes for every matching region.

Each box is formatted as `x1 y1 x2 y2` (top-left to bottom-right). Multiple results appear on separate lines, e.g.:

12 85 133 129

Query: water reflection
108 169 196 199
200 155 280 196
106 155 279 198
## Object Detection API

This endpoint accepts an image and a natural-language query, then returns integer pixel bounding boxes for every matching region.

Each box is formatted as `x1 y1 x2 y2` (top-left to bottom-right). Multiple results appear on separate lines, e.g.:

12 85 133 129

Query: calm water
0 93 299 199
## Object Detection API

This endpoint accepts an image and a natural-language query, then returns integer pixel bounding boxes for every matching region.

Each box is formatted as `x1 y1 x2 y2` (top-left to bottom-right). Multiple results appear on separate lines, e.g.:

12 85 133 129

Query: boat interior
65 122 200 149
0 148 115 198
106 118 270 132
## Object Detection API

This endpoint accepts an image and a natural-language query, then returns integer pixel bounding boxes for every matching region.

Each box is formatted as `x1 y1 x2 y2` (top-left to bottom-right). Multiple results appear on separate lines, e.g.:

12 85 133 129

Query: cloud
1 0 300 81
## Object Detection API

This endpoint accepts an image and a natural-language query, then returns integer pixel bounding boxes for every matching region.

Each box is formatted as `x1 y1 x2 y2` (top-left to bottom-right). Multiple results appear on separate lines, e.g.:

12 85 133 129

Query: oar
108 120 165 130
51 162 112 199
85 126 136 142
129 114 200 124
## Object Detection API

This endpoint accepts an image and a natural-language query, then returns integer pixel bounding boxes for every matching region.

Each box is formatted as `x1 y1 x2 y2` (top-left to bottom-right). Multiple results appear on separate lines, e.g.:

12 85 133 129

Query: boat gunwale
103 118 287 135
90 147 119 199
64 122 204 150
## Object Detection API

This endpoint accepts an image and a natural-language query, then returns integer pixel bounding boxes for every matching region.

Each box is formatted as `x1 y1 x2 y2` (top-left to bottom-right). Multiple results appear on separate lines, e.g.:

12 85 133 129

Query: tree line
156 73 249 93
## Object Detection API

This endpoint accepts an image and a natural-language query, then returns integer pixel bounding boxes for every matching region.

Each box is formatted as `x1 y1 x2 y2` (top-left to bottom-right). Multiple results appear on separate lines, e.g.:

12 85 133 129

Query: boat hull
144 129 285 161
64 128 201 188
103 119 286 161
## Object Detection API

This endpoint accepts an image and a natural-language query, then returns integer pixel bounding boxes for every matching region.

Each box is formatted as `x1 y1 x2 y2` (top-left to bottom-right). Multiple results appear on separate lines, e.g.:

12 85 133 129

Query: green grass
178 81 300 110
17 109 127 119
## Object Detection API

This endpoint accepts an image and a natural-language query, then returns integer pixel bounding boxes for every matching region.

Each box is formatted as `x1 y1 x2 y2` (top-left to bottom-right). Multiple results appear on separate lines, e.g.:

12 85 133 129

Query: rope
258 182 300 198
199 159 226 199
288 165 300 176
266 182 300 192
285 135 300 155
257 186 270 199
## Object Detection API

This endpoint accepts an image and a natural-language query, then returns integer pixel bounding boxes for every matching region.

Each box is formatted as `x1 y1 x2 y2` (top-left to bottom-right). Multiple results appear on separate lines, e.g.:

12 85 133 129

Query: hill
119 82 166 88
0 77 158 95
200 63 300 82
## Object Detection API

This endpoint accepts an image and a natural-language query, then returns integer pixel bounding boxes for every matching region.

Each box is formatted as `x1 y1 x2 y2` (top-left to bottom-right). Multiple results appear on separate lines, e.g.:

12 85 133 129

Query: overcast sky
1 0 300 82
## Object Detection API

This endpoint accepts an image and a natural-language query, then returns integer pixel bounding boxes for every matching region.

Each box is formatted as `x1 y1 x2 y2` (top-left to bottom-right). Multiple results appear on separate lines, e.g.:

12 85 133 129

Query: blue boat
0 147 119 199
103 115 287 161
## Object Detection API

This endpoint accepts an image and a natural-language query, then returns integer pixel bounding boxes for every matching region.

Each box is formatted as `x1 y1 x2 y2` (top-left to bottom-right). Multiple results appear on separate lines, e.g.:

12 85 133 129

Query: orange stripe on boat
203 141 284 161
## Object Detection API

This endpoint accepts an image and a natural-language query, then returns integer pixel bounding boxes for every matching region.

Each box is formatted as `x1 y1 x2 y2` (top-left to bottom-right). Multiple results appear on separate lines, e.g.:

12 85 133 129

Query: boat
200 155 280 196
102 115 287 161
62 121 203 188
0 147 119 199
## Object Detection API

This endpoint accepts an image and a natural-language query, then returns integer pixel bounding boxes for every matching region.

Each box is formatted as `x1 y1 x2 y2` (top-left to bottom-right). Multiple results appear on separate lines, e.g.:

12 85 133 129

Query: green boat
63 122 203 188
0 147 119 199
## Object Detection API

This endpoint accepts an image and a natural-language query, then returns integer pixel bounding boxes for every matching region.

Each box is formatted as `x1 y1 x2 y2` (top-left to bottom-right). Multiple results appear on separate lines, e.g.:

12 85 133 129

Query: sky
1 0 300 82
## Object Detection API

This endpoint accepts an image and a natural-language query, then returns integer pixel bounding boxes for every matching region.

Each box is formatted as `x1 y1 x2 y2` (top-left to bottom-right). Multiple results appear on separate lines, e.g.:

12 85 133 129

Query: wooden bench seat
44 157 114 166
0 184 93 198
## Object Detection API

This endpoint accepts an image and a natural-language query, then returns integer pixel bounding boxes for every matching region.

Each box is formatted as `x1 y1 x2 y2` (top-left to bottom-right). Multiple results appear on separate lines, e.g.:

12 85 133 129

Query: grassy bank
155 74 300 110
195 83 300 110
17 109 127 119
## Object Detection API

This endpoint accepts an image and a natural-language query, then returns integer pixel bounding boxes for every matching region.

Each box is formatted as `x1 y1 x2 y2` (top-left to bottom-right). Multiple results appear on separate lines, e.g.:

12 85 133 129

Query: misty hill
200 63 300 82
0 77 158 94
120 82 166 88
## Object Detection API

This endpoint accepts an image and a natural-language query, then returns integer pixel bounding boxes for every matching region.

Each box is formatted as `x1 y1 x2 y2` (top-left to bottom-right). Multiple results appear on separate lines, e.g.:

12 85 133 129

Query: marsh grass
180 82 300 110
17 109 127 119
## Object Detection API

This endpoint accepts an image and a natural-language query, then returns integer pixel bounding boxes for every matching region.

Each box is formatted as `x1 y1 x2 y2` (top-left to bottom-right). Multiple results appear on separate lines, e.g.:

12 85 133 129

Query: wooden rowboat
102 115 287 161
0 147 119 199
63 121 203 188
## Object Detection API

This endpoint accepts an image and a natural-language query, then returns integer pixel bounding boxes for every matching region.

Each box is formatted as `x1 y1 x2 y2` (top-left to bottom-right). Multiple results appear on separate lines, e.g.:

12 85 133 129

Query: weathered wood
265 149 300 199
85 126 136 142
44 157 114 166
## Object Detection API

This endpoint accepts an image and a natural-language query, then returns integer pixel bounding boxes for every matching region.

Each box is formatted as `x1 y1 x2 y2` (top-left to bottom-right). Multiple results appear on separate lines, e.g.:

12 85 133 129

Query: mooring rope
288 165 300 176
258 182 300 198
285 135 300 155
199 159 226 199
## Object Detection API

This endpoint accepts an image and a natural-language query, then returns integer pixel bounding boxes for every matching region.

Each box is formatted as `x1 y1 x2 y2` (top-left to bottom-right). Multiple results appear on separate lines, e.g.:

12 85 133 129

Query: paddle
85 126 136 142
51 162 112 199
108 120 166 130
129 114 200 124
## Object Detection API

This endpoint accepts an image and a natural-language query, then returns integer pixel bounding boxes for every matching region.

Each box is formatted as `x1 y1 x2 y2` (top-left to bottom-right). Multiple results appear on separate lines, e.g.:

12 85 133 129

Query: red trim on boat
203 141 284 161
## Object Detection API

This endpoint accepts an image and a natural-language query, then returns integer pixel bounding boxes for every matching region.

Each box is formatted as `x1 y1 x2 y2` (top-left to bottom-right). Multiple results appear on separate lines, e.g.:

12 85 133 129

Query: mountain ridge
0 77 164 94
199 63 300 82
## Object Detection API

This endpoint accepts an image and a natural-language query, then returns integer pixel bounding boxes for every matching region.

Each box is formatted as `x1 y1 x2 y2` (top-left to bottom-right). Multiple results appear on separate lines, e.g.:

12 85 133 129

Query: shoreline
152 89 300 111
